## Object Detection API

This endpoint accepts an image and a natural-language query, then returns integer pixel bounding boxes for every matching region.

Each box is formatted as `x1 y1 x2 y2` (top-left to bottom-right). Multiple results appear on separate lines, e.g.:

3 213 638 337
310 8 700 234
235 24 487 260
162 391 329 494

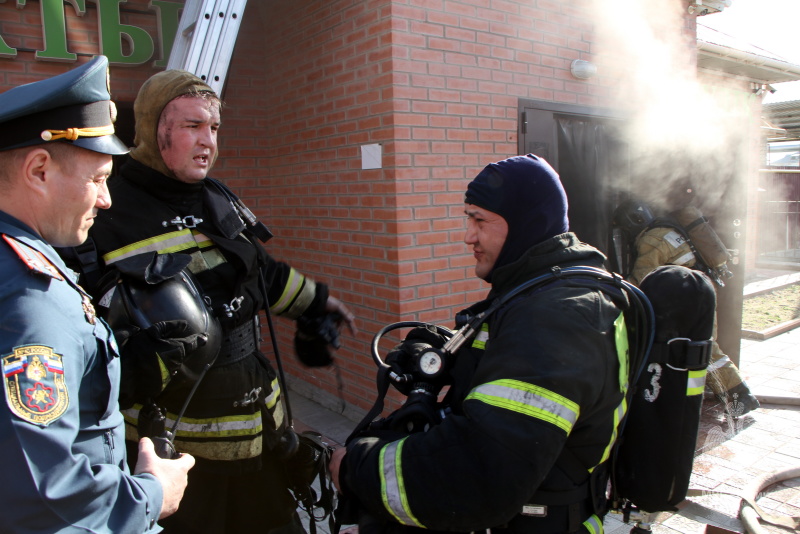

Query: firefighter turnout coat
628 226 696 286
83 157 327 472
627 220 743 395
340 233 630 534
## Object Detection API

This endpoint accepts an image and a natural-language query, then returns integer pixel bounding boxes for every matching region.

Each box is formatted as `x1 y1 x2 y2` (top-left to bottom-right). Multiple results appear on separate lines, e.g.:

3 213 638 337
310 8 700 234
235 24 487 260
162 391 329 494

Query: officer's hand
328 446 346 493
134 437 195 519
325 296 358 336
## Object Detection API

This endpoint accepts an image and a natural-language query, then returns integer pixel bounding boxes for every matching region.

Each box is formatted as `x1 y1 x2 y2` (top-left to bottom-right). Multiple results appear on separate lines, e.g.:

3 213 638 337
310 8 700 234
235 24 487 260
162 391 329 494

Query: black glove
117 320 206 407
385 325 448 395
282 430 334 500
294 312 342 367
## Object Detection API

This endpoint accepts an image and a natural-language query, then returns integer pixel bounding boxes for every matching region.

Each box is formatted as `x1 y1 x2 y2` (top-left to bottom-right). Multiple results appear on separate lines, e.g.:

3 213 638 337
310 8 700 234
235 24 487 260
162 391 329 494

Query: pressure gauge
417 349 444 378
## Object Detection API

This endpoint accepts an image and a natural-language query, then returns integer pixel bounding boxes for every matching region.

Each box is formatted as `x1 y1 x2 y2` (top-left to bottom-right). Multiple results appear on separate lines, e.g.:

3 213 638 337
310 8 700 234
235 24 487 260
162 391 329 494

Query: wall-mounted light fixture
570 60 597 80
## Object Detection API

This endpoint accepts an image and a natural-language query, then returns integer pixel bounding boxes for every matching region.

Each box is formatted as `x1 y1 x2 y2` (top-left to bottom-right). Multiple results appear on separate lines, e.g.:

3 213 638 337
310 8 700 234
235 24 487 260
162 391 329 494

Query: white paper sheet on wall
361 143 382 169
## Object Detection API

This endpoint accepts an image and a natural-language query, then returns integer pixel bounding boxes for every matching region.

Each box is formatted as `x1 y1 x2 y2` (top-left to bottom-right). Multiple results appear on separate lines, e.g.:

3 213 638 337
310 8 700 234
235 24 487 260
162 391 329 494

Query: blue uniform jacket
0 211 163 533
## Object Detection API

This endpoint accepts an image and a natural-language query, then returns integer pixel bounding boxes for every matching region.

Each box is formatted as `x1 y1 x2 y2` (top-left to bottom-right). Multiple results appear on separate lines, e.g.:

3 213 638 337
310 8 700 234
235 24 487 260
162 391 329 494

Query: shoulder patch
2 345 69 426
2 234 63 280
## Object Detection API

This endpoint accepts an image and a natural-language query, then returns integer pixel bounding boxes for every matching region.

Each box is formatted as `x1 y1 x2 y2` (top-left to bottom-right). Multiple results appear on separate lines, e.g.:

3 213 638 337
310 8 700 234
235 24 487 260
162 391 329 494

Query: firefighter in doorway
612 187 760 417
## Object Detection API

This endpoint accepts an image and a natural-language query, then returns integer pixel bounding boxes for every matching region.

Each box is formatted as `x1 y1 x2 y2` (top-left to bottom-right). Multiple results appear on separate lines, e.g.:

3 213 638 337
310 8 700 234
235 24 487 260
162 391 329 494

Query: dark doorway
518 100 628 263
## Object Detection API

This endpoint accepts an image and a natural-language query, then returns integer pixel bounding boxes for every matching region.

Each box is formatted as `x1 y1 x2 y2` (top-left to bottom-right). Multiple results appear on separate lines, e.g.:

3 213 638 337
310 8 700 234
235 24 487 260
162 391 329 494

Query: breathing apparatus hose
369 267 654 395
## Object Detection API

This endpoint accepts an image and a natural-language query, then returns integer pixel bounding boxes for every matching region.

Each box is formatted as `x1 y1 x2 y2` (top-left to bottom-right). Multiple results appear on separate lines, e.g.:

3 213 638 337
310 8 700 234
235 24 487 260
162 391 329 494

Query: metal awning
697 25 800 84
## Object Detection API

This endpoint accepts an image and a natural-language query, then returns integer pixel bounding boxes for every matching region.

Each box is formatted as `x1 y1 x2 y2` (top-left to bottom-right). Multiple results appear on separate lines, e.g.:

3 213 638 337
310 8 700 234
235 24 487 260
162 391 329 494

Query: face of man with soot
157 95 220 184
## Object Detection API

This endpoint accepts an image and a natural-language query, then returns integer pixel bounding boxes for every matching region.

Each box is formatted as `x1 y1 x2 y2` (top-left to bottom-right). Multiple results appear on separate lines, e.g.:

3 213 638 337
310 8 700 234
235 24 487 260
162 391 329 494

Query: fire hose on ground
688 393 800 534
739 394 800 534
739 465 800 534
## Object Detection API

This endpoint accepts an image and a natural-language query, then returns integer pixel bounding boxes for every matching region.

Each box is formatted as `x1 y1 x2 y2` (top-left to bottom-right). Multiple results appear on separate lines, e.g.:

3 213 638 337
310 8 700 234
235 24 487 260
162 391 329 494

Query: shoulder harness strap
206 177 273 243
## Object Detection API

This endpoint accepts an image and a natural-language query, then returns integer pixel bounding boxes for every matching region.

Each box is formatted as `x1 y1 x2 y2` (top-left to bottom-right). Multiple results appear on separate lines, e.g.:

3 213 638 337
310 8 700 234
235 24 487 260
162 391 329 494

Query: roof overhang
698 41 800 84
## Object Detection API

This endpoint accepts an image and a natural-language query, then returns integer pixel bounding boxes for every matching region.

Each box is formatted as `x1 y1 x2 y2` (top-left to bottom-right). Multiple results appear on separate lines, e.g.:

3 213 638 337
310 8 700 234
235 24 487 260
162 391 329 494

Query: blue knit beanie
465 154 569 280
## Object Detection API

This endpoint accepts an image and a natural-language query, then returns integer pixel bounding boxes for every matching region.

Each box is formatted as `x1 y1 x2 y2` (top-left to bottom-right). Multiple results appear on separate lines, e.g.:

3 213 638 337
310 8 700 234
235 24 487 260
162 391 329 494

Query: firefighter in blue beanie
331 154 630 534
0 56 194 533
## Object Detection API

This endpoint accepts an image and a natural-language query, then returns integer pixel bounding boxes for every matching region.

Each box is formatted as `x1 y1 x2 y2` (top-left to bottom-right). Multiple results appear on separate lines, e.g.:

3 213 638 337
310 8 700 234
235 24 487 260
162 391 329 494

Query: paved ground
291 271 800 534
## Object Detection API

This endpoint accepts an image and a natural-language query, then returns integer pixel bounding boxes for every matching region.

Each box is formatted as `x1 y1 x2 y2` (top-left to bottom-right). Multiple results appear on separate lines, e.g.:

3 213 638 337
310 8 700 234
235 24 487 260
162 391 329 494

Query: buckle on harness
223 296 244 318
233 386 262 407
162 215 204 230
666 337 712 370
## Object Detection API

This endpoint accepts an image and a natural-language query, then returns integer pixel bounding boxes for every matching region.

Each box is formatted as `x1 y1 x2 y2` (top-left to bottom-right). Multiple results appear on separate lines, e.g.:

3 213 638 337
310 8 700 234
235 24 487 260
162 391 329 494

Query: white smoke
589 0 752 213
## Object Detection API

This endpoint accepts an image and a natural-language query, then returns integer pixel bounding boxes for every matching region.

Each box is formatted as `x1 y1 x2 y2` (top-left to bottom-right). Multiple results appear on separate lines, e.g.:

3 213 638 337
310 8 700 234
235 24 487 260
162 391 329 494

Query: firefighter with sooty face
67 69 358 534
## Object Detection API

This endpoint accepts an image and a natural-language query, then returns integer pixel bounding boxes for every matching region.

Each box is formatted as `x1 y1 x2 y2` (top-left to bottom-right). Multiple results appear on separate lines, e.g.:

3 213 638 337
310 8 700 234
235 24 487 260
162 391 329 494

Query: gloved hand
294 312 342 367
117 320 207 407
385 325 448 395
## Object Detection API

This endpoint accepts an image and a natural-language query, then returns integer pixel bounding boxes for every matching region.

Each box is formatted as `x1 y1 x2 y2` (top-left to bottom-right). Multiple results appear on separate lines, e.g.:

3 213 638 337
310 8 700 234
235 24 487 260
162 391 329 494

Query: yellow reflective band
103 229 213 265
588 312 631 472
284 277 315 319
156 355 169 391
707 354 730 372
271 268 303 314
466 379 579 434
264 377 281 409
687 369 707 396
614 312 629 393
272 397 285 429
123 421 261 460
583 514 604 534
122 404 262 438
673 251 696 266
177 438 261 461
471 323 489 349
380 439 423 527
593 396 627 471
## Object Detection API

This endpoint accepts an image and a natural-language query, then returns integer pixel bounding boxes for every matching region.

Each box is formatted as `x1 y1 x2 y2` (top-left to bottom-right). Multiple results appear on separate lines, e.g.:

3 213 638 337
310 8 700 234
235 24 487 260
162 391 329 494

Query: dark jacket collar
119 157 247 240
488 232 607 297
120 156 204 211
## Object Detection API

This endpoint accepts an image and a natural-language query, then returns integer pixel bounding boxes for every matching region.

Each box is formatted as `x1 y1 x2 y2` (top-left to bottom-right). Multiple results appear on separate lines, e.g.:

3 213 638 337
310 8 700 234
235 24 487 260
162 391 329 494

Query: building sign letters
0 0 184 67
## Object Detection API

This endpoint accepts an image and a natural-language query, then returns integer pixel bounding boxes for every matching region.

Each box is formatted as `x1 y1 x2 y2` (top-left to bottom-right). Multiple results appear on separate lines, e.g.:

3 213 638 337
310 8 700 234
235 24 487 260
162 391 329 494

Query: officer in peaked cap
0 55 128 155
0 56 194 532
